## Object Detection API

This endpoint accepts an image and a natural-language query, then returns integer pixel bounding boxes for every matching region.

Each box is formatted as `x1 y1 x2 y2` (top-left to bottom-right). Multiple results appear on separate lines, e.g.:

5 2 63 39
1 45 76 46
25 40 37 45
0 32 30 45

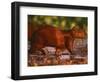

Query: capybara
29 25 66 56
28 24 87 56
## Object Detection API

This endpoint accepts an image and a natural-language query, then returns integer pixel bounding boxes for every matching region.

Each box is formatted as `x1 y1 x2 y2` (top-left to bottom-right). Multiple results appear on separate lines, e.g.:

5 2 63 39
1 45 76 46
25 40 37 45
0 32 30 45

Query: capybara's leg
69 40 73 53
66 38 74 55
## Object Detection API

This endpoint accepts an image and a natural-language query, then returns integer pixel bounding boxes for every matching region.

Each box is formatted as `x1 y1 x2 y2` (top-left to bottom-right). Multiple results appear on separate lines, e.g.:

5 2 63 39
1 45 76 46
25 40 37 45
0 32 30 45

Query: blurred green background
28 15 88 32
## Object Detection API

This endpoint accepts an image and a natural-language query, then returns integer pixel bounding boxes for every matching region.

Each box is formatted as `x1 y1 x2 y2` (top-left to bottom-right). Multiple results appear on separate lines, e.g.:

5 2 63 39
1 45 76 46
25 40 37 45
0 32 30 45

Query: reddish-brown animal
28 24 86 56
29 25 66 56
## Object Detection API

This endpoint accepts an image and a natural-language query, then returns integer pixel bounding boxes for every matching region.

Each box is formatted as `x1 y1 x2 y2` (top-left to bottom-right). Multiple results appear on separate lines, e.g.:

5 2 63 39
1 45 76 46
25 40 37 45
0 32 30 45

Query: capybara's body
28 24 87 55
29 25 66 56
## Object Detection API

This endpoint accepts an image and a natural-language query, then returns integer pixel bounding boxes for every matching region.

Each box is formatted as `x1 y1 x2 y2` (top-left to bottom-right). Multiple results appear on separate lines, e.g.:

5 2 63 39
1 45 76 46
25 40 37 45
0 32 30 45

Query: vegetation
28 15 88 31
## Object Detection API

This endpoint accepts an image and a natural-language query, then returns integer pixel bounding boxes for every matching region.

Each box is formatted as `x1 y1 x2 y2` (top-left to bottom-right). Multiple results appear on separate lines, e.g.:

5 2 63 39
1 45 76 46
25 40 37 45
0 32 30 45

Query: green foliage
28 15 88 31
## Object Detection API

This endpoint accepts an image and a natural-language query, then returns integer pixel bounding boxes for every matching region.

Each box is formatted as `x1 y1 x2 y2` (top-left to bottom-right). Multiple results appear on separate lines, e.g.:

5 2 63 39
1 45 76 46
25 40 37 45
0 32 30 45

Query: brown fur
29 25 66 56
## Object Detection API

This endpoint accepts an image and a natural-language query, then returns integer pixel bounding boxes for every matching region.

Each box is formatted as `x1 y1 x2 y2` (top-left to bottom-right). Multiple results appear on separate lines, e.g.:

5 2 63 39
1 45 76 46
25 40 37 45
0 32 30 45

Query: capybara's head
71 26 86 38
